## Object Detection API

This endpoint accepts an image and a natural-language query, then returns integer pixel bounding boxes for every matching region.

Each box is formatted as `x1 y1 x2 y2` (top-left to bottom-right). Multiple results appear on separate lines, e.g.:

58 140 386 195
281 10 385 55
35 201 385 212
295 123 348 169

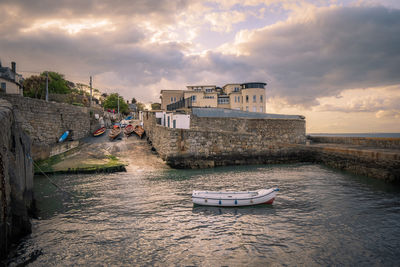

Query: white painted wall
172 114 190 129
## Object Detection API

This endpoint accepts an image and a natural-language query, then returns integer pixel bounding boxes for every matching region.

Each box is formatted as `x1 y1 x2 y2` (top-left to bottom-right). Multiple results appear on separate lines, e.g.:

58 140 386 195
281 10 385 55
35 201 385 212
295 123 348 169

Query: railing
167 97 193 111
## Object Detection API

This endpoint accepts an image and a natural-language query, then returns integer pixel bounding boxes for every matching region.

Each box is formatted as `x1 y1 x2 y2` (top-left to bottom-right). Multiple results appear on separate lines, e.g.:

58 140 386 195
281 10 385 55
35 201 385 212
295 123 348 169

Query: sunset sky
1 0 400 133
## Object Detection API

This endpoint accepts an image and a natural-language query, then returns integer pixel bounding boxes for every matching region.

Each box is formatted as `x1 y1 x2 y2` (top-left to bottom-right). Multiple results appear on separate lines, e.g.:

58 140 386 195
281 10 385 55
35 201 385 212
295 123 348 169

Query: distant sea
308 133 400 138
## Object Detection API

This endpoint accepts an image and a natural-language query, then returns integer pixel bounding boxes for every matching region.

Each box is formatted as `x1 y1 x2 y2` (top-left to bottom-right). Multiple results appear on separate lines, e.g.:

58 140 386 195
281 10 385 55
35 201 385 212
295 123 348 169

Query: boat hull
93 127 106 137
108 127 121 140
192 188 278 207
58 130 70 143
124 125 134 136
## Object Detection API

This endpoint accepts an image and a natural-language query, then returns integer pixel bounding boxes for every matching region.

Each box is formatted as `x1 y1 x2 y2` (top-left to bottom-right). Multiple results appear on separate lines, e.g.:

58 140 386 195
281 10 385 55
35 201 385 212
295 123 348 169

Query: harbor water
8 164 400 266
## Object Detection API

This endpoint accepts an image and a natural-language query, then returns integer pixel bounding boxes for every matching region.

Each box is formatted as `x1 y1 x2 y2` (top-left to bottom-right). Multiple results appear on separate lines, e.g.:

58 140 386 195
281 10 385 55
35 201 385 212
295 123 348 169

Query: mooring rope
32 160 81 199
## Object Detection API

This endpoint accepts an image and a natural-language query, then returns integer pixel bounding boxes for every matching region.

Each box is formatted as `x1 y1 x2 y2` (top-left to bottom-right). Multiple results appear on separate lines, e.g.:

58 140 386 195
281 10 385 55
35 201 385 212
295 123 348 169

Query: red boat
93 127 106 137
124 124 134 136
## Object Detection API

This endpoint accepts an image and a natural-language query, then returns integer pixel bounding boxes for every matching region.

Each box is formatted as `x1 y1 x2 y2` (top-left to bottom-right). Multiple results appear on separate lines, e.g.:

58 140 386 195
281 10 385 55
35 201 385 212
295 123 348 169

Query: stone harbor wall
0 94 103 159
143 111 400 183
308 136 400 149
191 115 306 144
143 111 309 168
0 99 34 260
307 145 400 183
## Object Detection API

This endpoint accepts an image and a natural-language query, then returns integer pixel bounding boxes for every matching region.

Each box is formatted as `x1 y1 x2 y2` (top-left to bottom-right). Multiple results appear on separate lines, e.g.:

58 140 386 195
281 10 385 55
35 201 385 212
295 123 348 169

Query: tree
103 93 129 114
131 97 137 104
151 103 161 110
42 71 71 94
23 71 72 99
23 75 46 98
136 102 145 111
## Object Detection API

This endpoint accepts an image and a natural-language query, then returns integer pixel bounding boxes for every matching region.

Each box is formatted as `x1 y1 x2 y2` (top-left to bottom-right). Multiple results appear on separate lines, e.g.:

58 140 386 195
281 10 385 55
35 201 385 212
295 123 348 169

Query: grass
34 149 126 175
34 154 63 173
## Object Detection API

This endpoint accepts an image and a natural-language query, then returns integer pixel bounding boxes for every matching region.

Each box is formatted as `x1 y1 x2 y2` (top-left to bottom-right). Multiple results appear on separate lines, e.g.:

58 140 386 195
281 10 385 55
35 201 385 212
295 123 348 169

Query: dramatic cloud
1 0 400 132
230 6 400 106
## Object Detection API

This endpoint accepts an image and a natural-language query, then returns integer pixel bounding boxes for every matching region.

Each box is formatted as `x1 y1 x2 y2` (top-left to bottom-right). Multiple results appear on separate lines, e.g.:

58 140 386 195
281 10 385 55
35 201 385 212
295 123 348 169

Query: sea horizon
308 132 400 138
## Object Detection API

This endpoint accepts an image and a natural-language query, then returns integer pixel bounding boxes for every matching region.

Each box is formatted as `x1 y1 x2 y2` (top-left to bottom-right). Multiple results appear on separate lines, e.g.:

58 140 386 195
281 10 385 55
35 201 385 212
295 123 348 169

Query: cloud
229 6 400 106
205 11 247 32
1 1 400 109
375 110 400 119
316 85 400 113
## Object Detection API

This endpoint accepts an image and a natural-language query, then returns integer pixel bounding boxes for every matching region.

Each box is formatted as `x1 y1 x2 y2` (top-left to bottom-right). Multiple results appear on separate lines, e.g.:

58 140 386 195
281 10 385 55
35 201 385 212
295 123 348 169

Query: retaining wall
0 99 34 259
0 94 102 159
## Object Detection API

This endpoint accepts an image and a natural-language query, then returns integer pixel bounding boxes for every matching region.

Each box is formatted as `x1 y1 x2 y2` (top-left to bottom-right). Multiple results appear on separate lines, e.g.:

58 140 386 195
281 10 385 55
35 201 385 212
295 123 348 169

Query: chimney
11 62 16 73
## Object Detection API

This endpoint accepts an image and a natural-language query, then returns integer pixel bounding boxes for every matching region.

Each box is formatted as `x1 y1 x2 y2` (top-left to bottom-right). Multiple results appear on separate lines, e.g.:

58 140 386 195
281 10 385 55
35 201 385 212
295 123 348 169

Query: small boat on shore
133 125 145 138
124 124 134 136
93 127 106 137
58 130 70 143
109 126 121 140
192 188 279 207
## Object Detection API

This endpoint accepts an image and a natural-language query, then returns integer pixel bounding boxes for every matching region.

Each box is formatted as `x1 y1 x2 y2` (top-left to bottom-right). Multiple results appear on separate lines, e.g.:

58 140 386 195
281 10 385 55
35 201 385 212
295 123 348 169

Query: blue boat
58 130 70 143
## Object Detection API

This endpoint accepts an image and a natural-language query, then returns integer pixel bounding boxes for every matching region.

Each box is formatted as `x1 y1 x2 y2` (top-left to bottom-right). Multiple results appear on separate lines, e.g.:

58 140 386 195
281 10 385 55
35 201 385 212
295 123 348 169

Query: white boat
192 188 279 207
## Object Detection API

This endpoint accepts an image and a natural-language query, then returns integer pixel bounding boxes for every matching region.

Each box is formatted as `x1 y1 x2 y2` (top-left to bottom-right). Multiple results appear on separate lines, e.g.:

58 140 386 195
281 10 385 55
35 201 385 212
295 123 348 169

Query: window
168 116 170 128
191 95 196 102
234 96 237 103
253 107 257 112
0 82 6 92
173 120 176 128
206 88 214 92
218 98 229 104
170 97 173 102
253 95 256 103
246 95 249 103
260 106 263 112
246 106 249 111
260 95 263 102
234 87 240 92
174 97 176 102
204 96 214 99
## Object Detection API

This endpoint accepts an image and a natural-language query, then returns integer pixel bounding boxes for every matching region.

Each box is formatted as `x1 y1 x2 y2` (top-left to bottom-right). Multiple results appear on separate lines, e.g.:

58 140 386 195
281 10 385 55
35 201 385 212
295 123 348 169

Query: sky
1 0 400 133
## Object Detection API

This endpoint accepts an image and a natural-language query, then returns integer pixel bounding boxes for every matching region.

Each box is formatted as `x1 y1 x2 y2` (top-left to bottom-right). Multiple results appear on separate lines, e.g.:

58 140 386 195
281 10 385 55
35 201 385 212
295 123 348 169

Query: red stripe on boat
262 197 275 204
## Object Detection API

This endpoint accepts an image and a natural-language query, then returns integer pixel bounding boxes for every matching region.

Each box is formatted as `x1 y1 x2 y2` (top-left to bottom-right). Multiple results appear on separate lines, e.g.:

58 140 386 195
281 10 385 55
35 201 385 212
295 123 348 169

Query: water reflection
8 163 400 266
192 205 276 216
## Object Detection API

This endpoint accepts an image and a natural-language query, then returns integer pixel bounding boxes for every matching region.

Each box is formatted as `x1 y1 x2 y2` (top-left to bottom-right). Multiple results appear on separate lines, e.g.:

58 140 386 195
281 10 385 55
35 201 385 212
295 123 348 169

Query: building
160 90 184 110
160 82 266 113
0 61 23 95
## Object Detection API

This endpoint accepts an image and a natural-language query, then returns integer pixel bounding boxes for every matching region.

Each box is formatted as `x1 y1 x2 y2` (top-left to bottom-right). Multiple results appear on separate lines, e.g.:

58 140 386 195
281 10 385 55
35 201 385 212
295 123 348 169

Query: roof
160 90 185 93
192 107 305 120
241 82 267 85
186 85 216 88
222 83 241 87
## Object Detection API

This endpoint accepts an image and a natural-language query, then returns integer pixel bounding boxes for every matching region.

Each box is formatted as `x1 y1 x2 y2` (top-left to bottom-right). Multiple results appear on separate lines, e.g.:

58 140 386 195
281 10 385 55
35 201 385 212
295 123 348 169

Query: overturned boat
109 125 121 140
192 188 279 207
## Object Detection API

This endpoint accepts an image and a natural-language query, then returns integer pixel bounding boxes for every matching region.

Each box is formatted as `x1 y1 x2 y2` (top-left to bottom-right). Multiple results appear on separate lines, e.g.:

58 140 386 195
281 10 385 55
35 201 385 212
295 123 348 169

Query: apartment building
160 90 185 110
160 82 266 112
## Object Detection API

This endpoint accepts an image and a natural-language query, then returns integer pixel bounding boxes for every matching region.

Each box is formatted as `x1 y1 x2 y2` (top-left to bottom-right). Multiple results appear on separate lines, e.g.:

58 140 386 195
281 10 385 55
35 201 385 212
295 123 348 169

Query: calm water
8 164 400 266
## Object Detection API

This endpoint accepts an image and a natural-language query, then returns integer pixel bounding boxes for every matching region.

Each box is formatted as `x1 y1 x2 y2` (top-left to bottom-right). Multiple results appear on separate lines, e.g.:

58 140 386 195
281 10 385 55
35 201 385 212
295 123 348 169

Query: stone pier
0 99 34 260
